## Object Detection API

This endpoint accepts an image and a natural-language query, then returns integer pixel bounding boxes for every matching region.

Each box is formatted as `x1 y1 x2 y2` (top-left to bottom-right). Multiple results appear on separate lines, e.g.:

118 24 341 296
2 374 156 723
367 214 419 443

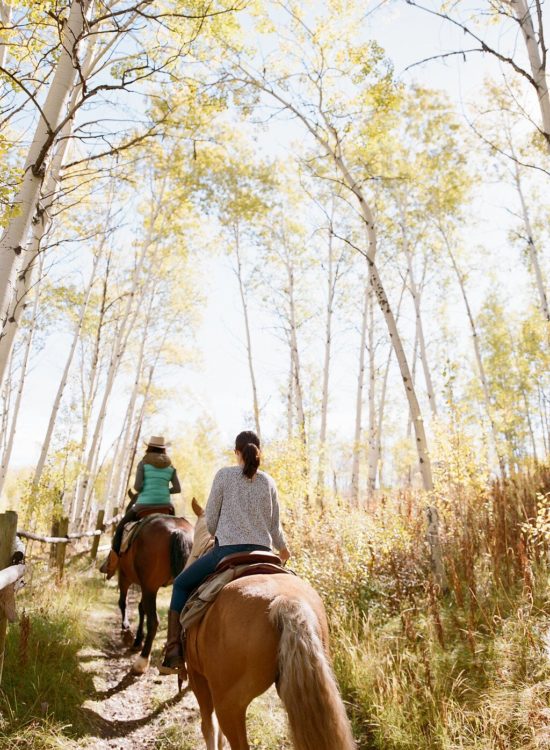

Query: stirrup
159 652 186 678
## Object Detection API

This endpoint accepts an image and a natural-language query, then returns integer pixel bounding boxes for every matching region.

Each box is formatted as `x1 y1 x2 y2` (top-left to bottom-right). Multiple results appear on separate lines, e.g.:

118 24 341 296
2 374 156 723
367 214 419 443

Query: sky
6 0 549 473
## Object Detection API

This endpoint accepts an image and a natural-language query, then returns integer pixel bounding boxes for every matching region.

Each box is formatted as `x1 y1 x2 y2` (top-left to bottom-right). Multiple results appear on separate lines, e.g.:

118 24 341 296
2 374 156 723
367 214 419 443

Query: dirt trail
75 582 201 750
73 577 289 749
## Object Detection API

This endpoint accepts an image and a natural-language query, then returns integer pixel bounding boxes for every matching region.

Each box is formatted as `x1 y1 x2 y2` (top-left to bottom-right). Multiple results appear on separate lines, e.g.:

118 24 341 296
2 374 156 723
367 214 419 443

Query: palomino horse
117 514 193 674
186 501 355 750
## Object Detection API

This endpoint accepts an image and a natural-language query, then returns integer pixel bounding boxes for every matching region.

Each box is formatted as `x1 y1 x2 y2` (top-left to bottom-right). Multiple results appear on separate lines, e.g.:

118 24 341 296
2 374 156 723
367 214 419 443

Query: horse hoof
131 655 150 674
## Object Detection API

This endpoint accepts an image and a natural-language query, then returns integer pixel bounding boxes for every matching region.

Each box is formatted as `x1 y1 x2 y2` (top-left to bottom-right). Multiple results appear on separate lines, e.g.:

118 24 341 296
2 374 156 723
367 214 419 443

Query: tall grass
0 565 100 749
284 465 550 750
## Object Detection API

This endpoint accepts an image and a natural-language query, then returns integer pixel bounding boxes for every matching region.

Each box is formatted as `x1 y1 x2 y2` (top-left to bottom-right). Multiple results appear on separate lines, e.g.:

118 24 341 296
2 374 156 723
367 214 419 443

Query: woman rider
160 429 290 674
100 435 181 578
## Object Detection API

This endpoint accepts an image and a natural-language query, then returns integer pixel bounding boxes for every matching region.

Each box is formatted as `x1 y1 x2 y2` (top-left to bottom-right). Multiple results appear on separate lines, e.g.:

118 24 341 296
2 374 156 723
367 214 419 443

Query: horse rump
269 596 356 750
170 528 192 578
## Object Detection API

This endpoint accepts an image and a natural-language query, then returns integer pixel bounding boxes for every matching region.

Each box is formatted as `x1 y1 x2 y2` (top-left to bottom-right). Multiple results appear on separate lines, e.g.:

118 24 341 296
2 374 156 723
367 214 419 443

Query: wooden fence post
55 517 69 581
49 518 59 568
0 510 18 685
90 509 105 561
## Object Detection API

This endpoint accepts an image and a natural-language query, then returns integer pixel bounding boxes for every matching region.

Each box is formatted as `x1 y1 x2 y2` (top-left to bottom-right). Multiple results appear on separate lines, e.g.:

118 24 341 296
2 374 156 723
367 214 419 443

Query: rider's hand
279 546 291 564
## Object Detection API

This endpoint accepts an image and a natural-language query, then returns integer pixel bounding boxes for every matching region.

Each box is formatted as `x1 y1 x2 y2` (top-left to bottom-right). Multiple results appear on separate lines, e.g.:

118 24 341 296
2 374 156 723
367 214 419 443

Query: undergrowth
283 464 550 750
0 561 102 749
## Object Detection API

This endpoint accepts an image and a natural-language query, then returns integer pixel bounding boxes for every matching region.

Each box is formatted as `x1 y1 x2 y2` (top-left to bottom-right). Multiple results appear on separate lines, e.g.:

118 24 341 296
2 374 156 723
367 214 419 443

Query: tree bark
234 225 261 439
0 256 43 495
0 0 92 377
0 2 11 69
350 280 369 506
445 238 506 476
366 281 377 501
510 146 550 322
317 220 338 505
509 0 550 152
0 29 99 382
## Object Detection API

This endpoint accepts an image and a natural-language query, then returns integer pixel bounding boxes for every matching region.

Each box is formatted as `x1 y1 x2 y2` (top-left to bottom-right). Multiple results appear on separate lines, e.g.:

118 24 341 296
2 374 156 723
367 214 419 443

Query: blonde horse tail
269 597 356 750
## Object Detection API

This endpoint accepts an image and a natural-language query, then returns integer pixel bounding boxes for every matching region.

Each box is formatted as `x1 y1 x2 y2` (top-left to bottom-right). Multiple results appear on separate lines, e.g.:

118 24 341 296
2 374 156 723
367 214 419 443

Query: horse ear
191 497 204 517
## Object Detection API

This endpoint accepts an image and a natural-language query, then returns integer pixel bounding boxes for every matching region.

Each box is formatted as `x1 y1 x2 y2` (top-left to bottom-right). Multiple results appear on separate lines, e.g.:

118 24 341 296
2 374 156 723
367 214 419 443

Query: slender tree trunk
366 282 377 501
400 217 438 417
0 256 44 495
509 0 550 152
287 260 306 444
376 272 409 490
287 355 293 440
350 281 369 506
234 225 261 439
445 239 506 476
510 148 550 322
33 251 101 486
317 221 336 505
0 2 11 69
0 28 101 380
0 0 92 373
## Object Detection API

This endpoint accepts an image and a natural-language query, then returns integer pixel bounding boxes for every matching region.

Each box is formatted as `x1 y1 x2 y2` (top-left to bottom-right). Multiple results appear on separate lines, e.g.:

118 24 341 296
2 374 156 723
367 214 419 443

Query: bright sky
8 1 548 472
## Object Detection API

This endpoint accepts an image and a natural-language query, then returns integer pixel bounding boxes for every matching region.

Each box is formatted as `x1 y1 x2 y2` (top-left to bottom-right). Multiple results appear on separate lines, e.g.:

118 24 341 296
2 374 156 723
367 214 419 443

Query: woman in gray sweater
160 430 290 674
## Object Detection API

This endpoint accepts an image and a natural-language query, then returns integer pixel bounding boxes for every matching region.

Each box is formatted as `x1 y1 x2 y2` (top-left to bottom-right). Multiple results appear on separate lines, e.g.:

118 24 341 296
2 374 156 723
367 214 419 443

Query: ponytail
235 430 261 479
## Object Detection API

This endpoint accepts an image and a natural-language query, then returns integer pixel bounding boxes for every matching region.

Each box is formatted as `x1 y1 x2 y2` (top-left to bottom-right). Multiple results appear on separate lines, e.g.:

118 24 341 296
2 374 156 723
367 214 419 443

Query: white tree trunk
287 260 306 443
0 1 11 69
375 272 409 490
0 0 91 377
234 226 261 439
446 240 506 475
509 0 550 151
350 281 369 506
33 250 100 486
0 30 100 379
511 153 550 321
317 222 336 505
366 282 377 500
400 219 438 418
0 256 43 495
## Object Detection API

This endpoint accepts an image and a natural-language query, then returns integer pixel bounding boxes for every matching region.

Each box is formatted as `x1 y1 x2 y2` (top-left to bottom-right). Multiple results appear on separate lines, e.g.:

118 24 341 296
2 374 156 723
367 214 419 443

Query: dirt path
74 582 202 750
74 579 289 750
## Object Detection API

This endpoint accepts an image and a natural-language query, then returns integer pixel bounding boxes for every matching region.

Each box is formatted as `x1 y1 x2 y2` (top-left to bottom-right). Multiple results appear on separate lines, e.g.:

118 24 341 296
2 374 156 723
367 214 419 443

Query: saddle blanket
120 521 140 554
120 514 168 554
180 562 294 630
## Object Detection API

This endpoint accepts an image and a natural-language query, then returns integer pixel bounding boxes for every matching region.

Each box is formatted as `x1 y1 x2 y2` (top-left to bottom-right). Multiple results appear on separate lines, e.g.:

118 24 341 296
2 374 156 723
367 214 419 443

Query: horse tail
170 529 191 578
269 597 356 750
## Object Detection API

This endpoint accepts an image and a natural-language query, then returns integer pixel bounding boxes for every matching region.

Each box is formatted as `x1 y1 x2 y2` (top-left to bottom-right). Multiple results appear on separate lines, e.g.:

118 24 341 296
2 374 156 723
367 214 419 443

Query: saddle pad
120 521 140 554
120 513 170 554
180 562 294 631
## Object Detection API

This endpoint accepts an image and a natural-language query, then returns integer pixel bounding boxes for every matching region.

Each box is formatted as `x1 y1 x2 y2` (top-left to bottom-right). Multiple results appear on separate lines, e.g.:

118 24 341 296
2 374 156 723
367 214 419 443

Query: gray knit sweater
204 466 287 551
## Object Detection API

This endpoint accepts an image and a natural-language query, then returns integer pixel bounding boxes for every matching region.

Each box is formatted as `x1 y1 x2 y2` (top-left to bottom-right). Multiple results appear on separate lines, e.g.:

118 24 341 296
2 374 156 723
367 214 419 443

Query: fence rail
0 564 25 591
17 511 123 545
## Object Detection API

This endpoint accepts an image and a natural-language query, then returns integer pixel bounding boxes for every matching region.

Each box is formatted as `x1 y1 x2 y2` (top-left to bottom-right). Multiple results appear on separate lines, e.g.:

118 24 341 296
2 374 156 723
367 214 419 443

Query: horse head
186 498 214 568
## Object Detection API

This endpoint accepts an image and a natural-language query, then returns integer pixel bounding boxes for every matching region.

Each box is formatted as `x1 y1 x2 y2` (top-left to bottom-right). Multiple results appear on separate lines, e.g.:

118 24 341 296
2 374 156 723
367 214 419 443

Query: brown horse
117 514 193 674
186 502 356 750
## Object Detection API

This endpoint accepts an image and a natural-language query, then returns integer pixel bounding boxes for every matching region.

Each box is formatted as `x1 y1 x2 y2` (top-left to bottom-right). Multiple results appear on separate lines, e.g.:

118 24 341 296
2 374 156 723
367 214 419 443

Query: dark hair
235 430 260 479
146 445 166 454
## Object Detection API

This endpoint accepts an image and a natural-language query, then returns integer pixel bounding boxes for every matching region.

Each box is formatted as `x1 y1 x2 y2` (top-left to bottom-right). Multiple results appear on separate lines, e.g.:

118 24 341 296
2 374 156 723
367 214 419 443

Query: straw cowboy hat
144 435 171 448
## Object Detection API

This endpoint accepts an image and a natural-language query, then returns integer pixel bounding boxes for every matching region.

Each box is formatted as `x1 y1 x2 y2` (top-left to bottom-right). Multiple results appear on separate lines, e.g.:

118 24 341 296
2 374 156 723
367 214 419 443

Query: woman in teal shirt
100 435 181 578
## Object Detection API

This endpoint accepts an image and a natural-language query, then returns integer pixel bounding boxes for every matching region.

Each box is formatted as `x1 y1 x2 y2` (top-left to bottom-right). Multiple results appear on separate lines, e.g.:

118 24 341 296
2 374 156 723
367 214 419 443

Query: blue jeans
170 540 270 613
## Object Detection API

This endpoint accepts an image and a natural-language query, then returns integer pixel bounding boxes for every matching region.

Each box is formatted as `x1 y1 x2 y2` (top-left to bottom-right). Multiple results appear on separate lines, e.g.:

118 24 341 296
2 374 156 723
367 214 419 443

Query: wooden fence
0 507 122 685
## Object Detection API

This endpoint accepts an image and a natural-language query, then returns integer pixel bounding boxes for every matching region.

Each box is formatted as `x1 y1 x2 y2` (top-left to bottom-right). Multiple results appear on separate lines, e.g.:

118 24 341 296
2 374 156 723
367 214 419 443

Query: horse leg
118 575 131 633
131 598 145 652
189 669 222 750
131 588 157 674
214 697 249 750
